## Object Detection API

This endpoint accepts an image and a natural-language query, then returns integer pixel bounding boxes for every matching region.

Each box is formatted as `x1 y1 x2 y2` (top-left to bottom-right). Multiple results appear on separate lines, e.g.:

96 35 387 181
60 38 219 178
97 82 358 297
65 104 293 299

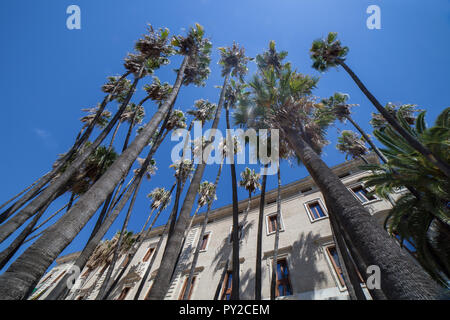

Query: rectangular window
200 234 209 251
221 271 233 300
267 214 282 234
325 245 364 288
142 247 155 262
351 185 376 203
275 259 292 297
325 246 345 287
117 287 130 300
178 276 196 300
306 201 327 221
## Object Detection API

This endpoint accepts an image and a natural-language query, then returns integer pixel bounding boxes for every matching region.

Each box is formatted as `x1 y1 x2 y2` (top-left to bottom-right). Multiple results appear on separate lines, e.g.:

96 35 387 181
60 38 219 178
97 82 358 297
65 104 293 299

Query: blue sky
0 0 449 273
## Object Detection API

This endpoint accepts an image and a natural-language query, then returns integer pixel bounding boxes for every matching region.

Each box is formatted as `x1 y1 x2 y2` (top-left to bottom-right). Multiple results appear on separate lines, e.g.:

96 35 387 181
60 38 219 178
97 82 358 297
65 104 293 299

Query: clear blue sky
0 0 449 273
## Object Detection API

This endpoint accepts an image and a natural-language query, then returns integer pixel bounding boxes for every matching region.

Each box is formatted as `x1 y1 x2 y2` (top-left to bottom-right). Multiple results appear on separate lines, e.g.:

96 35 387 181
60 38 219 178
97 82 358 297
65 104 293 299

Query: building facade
30 156 411 300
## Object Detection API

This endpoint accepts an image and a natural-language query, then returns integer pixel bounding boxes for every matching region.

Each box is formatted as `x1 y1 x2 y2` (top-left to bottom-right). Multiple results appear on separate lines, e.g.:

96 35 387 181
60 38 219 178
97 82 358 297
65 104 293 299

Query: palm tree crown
336 130 369 161
239 167 261 194
147 187 172 211
310 32 349 72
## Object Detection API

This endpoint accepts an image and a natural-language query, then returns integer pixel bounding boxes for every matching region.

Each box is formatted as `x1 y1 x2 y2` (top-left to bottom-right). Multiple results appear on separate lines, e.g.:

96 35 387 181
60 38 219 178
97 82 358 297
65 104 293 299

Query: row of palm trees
0 24 447 300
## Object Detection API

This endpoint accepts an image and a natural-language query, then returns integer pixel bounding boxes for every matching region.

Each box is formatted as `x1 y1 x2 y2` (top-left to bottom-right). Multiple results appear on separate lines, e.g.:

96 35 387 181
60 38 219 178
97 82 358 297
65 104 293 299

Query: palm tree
219 44 252 300
146 42 243 301
109 103 145 148
361 108 450 287
0 65 143 244
132 159 194 300
0 24 211 300
214 167 260 299
0 145 118 270
0 74 131 225
182 137 241 300
181 180 218 300
321 92 387 164
79 231 135 300
44 112 174 301
336 130 370 164
90 110 185 300
101 186 173 299
310 32 450 178
252 45 442 299
370 103 420 131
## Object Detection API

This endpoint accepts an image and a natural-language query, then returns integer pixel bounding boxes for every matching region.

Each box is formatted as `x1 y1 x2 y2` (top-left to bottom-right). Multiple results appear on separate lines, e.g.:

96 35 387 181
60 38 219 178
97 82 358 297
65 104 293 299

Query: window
200 233 210 251
351 185 376 203
305 200 327 221
325 246 345 287
221 271 233 300
142 247 155 262
393 233 417 255
325 245 364 289
178 276 196 300
266 213 283 234
275 259 292 297
117 287 130 300
121 255 130 267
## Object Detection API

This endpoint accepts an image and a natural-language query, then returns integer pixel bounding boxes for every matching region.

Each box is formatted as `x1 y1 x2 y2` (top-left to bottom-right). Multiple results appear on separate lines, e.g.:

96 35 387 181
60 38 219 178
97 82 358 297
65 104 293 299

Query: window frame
117 286 131 300
142 247 155 262
199 231 212 252
324 245 346 290
178 275 197 300
348 184 379 204
270 256 293 298
265 211 285 236
220 271 233 301
303 198 328 223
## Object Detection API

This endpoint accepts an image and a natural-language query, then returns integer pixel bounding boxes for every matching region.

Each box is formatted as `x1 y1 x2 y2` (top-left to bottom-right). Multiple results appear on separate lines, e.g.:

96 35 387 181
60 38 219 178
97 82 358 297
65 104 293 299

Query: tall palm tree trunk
0 71 142 245
338 60 450 178
95 180 142 300
109 121 122 149
0 71 131 227
0 193 57 270
214 188 253 300
345 116 387 164
44 110 173 301
225 105 240 300
270 165 281 300
328 204 372 300
283 126 442 299
182 162 223 299
23 197 78 245
0 58 188 300
0 171 51 211
97 124 172 300
255 164 268 300
146 73 230 300
104 183 176 299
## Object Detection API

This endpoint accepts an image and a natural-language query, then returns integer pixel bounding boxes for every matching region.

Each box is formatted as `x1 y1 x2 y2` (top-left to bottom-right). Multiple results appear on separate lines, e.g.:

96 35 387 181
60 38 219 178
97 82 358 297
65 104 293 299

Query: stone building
29 155 412 300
